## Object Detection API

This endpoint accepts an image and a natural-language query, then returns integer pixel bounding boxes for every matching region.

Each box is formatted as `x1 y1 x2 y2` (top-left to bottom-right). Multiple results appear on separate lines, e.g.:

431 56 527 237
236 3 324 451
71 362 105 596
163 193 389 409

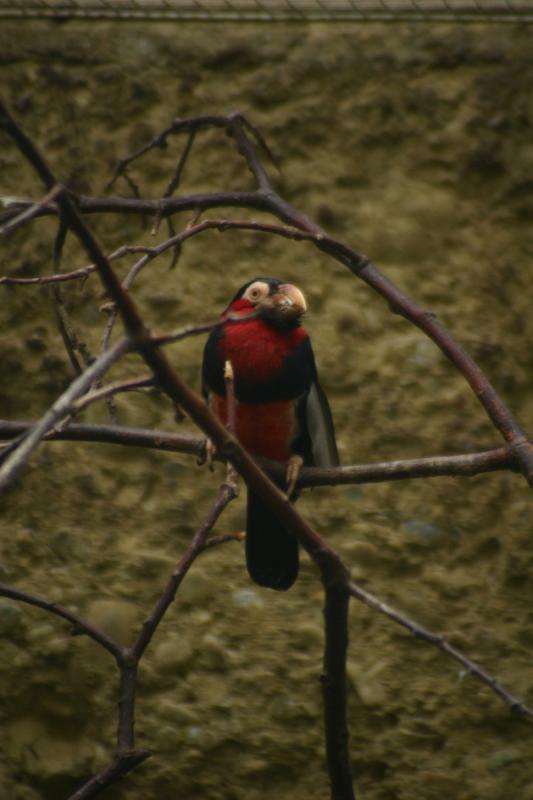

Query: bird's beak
261 283 307 321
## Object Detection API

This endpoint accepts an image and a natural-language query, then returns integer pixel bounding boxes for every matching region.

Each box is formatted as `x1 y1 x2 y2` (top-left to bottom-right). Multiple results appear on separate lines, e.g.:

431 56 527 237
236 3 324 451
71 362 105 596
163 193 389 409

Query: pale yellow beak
262 283 307 320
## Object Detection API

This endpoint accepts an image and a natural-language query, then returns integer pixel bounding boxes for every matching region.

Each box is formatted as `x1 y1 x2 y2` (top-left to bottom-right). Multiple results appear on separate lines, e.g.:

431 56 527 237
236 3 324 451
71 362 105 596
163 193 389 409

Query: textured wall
0 20 532 800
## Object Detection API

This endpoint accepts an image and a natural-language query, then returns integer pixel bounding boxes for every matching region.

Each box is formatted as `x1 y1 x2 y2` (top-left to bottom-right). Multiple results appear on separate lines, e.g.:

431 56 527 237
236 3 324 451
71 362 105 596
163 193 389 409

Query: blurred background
0 12 532 800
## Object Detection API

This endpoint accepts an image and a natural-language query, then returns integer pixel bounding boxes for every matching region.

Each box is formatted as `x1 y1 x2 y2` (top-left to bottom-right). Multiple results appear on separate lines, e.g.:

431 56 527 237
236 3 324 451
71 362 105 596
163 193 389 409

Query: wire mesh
1 0 532 22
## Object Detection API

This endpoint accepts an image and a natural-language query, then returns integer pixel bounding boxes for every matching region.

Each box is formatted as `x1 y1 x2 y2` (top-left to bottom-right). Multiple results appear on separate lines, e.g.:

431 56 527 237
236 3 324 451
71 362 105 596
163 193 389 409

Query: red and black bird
202 277 338 591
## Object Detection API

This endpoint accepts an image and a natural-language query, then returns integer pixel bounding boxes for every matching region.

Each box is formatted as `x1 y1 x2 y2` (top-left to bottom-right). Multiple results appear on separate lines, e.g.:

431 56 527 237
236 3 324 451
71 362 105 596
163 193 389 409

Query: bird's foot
285 454 303 499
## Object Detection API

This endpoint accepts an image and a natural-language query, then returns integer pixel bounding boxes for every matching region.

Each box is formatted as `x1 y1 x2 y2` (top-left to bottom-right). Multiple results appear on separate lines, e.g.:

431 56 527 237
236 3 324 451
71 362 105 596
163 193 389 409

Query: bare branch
151 128 197 236
71 375 155 414
68 751 152 800
0 264 97 286
347 580 533 720
1 105 358 797
105 205 532 486
0 582 122 661
0 419 521 485
204 531 244 548
131 480 237 662
0 420 205 459
322 574 355 800
0 338 130 493
0 245 154 288
50 283 95 375
150 319 223 346
2 104 531 800
106 113 275 196
7 185 529 486
0 184 63 236
223 359 240 493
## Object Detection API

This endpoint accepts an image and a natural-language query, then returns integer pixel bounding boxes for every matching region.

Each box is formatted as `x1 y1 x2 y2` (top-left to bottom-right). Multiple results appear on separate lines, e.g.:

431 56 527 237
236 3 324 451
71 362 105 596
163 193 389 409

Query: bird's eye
243 281 268 303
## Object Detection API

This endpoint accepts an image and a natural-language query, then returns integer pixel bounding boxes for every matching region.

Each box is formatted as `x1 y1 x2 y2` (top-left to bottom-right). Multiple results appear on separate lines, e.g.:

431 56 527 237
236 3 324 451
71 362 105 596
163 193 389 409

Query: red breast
218 311 308 385
212 394 296 462
213 303 307 461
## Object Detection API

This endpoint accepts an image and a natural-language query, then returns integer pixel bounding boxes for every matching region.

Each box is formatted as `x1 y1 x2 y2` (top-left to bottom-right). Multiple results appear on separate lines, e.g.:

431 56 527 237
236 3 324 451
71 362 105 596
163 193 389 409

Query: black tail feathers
245 491 299 591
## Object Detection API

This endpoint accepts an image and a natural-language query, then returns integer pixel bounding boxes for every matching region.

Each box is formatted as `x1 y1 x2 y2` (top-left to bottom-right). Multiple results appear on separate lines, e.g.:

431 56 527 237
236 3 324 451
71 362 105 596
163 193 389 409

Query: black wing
304 379 339 468
291 338 339 468
202 327 225 399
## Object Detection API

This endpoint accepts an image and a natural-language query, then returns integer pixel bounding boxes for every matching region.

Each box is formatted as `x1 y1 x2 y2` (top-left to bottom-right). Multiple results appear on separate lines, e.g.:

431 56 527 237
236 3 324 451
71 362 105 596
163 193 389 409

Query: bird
202 277 338 591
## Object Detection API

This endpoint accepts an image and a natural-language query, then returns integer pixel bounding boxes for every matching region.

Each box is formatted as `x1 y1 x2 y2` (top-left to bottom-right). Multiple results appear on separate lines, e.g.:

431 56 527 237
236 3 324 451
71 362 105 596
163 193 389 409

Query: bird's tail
245 490 299 591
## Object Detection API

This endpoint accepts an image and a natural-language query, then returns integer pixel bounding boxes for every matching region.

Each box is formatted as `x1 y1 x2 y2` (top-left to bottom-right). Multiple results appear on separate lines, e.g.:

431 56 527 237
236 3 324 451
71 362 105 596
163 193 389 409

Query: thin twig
150 319 223 346
0 338 130 493
0 420 205 457
68 751 152 800
0 264 97 286
2 104 532 800
0 184 63 236
130 480 238 662
347 580 533 720
71 375 155 414
105 113 274 196
204 531 244 548
0 582 122 661
0 245 153 288
50 284 95 375
224 360 236 435
224 359 239 493
151 128 197 236
10 172 530 484
0 105 358 798
322 576 355 800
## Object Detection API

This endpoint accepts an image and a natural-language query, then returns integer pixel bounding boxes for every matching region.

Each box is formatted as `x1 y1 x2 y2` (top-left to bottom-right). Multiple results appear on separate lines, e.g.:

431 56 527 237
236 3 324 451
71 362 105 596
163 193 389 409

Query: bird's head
224 277 307 328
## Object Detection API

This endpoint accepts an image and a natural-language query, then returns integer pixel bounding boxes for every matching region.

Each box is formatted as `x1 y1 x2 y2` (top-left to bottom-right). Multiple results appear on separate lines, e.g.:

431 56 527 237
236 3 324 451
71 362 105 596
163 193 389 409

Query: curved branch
68 751 152 800
0 581 122 661
131 479 237 662
0 189 314 228
0 244 153 287
71 375 155 415
3 180 530 485
2 104 532 800
0 104 357 796
347 580 533 721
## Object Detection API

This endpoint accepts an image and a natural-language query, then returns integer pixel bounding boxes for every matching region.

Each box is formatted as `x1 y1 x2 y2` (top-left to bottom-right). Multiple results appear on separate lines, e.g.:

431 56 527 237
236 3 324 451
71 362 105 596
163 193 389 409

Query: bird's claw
286 454 303 499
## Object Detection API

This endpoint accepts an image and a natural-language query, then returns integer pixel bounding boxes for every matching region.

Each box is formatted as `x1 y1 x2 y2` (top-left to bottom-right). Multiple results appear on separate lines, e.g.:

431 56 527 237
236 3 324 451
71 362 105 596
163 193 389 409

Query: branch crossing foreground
0 104 532 800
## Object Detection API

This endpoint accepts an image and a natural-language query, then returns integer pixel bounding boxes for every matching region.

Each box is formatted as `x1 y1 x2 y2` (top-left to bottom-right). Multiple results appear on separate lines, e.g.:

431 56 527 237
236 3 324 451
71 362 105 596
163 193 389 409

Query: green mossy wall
0 19 532 800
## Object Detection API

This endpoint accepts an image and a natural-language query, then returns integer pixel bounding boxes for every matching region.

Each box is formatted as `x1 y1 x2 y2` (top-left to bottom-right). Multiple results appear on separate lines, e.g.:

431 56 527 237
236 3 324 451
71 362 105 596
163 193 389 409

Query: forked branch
1 103 531 800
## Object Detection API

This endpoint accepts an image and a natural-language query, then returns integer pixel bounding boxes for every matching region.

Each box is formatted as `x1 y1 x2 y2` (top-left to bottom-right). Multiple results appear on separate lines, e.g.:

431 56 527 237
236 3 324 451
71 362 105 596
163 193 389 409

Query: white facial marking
242 280 270 305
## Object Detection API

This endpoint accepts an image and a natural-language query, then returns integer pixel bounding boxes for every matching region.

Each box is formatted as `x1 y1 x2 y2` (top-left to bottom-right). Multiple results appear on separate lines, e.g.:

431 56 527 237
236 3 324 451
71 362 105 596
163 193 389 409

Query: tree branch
0 103 358 797
67 751 152 800
322 572 355 800
130 480 237 662
0 420 520 485
71 376 155 415
347 580 533 720
0 582 122 661
2 103 531 800
0 338 130 493
0 184 63 235
4 179 531 484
